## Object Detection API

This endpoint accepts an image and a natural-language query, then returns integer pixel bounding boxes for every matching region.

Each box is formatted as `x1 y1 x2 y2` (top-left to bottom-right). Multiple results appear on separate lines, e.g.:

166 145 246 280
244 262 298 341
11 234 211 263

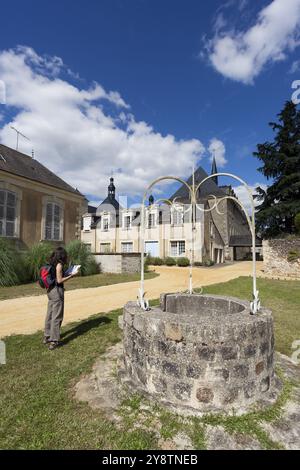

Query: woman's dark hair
49 247 68 267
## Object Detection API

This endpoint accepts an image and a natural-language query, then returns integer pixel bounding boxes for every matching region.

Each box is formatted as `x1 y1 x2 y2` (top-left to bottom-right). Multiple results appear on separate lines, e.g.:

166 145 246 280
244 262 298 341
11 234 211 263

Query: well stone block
121 293 280 415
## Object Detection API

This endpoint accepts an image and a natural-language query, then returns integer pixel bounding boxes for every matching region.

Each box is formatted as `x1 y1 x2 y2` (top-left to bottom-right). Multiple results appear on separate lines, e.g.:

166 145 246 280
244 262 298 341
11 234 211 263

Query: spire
108 176 116 199
211 155 218 186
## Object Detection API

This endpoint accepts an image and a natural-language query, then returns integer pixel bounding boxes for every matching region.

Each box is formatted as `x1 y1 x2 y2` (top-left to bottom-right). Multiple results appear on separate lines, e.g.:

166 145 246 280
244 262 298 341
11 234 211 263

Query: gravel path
0 261 263 338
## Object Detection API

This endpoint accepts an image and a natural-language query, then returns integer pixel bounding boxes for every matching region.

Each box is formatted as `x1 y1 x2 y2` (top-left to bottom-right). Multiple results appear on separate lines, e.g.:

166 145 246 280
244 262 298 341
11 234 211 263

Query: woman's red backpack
38 265 56 290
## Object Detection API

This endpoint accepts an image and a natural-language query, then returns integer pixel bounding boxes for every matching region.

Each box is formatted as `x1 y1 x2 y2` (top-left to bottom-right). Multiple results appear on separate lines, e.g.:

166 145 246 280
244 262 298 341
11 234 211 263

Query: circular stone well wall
121 294 280 415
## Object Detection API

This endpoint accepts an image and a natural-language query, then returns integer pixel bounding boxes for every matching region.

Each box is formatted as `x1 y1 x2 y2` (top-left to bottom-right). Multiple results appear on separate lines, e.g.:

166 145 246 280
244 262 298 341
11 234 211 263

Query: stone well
121 293 280 415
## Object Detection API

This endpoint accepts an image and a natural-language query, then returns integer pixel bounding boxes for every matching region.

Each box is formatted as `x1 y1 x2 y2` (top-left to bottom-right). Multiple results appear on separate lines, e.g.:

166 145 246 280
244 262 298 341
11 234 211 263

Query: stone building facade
82 160 253 263
0 144 87 249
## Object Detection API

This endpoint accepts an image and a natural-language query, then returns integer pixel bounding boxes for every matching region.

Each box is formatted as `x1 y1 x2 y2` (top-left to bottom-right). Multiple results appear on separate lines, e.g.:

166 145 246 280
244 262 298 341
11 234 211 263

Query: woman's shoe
48 341 60 350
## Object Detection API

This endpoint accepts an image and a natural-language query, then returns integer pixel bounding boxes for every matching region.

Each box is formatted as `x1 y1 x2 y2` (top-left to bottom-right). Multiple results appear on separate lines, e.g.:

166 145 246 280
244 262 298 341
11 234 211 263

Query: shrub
176 257 190 267
149 256 164 266
24 242 53 281
0 239 29 286
204 259 215 267
295 213 300 235
194 261 203 267
164 257 176 266
287 249 300 263
66 240 99 276
144 255 151 272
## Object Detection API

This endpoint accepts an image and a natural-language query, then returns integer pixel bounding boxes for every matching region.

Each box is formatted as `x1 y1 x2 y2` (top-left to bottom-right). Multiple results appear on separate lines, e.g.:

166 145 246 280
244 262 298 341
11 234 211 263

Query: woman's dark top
50 263 64 288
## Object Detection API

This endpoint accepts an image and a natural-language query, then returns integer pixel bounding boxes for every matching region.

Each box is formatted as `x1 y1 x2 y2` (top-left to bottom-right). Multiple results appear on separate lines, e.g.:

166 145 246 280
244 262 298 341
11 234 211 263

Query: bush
176 257 190 267
24 242 53 281
148 256 164 266
194 261 203 267
295 213 300 235
164 257 176 266
66 240 99 276
0 239 29 286
287 249 300 263
204 259 215 267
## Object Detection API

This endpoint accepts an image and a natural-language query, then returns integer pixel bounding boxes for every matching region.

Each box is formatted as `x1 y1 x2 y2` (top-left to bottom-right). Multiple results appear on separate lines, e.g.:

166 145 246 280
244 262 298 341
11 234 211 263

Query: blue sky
0 0 300 208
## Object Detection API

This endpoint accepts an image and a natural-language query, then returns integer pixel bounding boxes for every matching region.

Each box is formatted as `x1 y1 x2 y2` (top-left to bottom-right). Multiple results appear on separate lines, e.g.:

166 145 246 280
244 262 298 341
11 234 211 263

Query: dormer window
172 206 184 226
102 216 109 231
123 214 132 230
148 212 156 228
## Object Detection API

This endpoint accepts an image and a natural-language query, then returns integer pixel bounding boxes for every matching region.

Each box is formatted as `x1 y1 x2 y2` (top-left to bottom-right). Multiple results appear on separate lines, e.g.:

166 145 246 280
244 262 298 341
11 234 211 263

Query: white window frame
102 214 110 232
0 189 17 238
0 182 22 239
147 211 156 228
83 215 92 232
171 206 184 226
121 241 133 253
44 202 64 241
41 196 64 242
99 242 111 253
122 213 132 230
170 240 186 257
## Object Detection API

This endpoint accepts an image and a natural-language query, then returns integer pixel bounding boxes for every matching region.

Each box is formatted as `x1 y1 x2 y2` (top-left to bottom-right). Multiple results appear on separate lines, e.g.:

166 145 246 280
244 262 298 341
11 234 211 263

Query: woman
44 247 76 350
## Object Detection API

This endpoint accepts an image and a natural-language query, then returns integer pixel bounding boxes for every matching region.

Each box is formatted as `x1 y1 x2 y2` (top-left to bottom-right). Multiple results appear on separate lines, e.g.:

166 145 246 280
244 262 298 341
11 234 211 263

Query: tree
254 101 300 238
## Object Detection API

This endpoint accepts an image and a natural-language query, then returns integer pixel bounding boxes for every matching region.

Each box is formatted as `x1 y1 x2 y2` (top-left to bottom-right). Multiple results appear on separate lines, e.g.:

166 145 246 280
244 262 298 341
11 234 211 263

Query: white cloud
0 46 209 200
234 182 267 214
208 138 227 167
207 0 300 84
289 59 300 73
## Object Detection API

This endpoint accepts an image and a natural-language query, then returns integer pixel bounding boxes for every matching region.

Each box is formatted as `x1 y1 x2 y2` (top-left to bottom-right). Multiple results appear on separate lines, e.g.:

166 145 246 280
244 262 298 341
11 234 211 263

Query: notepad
65 265 81 276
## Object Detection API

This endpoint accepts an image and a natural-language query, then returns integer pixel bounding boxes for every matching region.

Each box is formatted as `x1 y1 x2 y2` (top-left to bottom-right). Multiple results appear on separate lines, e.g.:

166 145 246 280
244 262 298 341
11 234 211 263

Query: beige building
0 144 87 249
82 162 254 263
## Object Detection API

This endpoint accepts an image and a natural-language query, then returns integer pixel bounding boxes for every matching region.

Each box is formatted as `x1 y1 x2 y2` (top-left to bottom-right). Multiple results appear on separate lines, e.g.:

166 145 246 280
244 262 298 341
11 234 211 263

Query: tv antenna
10 126 30 151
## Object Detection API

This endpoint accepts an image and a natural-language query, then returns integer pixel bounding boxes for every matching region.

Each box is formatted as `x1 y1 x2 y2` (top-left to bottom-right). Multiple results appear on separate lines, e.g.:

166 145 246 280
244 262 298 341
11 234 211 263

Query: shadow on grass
60 315 112 346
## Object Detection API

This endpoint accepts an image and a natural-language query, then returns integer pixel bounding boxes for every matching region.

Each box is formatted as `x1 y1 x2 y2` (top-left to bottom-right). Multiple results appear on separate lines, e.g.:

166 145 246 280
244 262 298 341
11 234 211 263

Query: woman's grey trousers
45 286 64 342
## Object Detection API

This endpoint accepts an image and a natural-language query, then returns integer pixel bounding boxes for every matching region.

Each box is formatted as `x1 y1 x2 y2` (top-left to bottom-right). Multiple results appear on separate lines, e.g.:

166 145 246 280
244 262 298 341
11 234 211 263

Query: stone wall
121 294 278 415
263 238 300 279
93 253 141 274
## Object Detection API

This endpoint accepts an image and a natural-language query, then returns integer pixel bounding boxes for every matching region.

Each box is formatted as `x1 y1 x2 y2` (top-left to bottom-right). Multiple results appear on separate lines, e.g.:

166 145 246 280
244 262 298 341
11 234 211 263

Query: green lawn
0 271 158 301
0 276 299 450
204 276 300 357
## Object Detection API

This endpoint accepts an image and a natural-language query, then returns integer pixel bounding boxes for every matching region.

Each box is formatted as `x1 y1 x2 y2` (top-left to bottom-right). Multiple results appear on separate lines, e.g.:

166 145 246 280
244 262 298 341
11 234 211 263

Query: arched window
0 189 17 237
45 202 63 241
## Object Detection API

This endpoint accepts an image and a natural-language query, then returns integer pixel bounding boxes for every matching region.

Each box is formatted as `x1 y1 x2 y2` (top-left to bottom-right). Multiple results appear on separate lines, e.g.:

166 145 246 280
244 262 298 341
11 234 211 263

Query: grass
203 276 300 357
0 275 299 449
0 271 158 301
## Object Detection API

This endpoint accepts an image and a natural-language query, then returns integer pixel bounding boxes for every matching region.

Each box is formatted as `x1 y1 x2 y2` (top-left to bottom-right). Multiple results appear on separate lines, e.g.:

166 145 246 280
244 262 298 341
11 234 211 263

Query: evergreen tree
254 101 300 238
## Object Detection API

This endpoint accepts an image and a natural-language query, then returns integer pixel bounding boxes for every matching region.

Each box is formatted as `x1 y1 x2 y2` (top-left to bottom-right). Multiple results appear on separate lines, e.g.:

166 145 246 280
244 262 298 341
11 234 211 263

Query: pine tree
254 101 300 238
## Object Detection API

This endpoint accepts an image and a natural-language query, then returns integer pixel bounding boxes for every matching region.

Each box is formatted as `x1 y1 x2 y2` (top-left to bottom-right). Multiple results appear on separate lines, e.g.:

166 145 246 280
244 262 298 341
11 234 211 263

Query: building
81 160 254 263
0 143 87 249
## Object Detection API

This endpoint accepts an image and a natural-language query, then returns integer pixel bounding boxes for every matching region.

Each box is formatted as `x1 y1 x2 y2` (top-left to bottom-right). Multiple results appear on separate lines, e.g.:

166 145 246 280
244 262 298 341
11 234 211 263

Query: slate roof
0 143 84 197
96 196 122 213
170 166 226 202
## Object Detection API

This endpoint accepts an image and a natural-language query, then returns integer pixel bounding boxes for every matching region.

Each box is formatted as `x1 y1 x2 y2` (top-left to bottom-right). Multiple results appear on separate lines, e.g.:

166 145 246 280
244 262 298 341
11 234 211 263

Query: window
45 202 63 241
0 190 17 237
172 208 183 226
123 215 131 230
121 242 133 253
170 240 185 257
83 216 92 231
102 216 109 231
148 212 156 228
100 243 111 253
